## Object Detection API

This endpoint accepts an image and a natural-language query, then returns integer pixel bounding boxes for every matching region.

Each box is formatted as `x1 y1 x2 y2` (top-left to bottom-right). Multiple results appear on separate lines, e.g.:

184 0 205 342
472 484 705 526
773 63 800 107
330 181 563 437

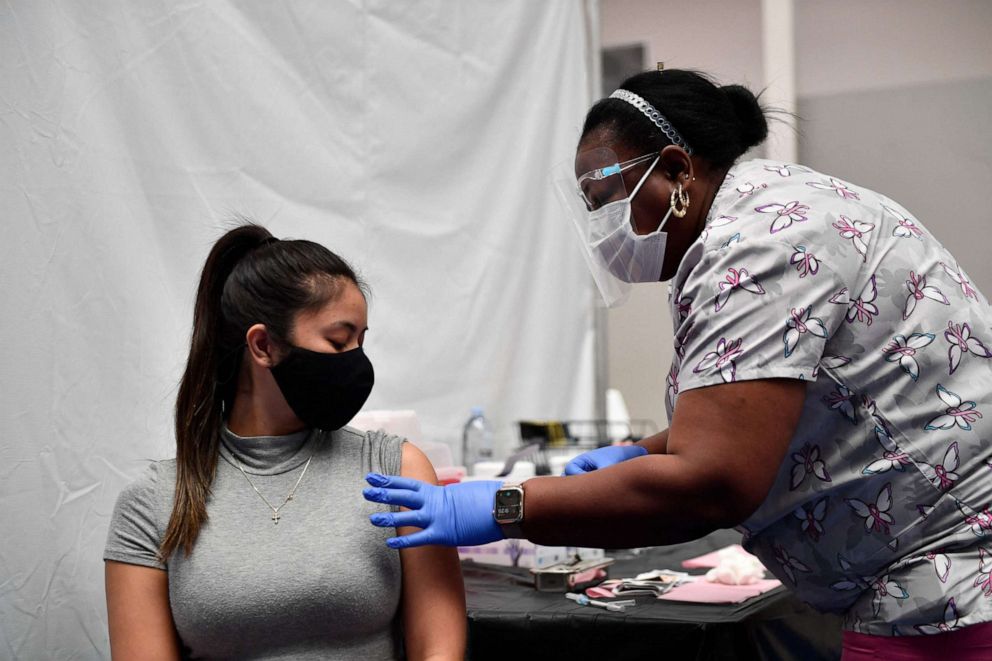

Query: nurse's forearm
518 380 803 548
634 428 668 454
519 452 740 548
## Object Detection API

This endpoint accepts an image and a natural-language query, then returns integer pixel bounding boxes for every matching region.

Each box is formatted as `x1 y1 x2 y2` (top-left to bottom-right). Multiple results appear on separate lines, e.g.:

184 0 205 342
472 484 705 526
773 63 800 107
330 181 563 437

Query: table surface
463 529 843 661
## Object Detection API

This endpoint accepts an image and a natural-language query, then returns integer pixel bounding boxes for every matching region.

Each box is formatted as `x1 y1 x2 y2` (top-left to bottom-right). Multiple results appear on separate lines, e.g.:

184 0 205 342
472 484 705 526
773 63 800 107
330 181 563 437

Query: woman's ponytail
159 224 273 561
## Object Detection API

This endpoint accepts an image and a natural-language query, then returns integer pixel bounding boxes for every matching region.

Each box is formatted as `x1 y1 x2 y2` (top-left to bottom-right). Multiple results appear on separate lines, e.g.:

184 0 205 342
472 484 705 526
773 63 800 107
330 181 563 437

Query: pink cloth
680 544 749 569
585 583 618 599
657 578 782 604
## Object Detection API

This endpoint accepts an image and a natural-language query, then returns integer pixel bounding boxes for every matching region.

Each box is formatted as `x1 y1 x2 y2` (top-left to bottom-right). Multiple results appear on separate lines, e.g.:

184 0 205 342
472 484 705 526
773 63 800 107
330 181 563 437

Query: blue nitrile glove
363 473 505 549
563 444 648 475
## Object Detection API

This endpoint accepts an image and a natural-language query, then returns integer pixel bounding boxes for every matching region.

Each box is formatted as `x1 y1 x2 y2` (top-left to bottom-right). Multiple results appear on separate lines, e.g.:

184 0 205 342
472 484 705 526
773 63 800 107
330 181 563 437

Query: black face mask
270 345 375 430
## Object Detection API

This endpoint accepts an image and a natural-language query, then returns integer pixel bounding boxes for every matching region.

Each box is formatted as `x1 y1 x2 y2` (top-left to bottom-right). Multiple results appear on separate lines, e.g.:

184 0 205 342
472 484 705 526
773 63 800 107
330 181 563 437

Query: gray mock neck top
218 424 314 475
105 425 406 660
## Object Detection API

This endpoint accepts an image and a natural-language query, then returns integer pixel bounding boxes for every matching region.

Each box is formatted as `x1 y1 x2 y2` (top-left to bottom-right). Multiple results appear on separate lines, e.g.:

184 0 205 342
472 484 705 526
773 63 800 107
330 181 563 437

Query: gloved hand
563 444 648 475
363 473 505 549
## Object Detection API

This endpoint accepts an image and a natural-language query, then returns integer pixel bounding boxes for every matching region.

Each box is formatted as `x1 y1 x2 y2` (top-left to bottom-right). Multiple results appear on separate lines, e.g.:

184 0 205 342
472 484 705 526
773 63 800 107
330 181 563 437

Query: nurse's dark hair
581 69 769 168
160 221 366 561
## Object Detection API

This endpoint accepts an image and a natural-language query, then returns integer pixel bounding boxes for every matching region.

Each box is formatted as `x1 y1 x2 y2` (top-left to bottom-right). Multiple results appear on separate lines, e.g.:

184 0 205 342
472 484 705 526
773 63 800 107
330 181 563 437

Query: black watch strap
500 522 524 539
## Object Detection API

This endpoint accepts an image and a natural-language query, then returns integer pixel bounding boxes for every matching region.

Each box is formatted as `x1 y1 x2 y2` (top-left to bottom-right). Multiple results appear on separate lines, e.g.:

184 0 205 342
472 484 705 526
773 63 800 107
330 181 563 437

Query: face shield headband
553 147 675 307
552 88 692 307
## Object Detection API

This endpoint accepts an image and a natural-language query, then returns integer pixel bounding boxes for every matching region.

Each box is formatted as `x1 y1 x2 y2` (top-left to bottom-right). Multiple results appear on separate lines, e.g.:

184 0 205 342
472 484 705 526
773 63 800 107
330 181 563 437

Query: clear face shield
552 147 670 308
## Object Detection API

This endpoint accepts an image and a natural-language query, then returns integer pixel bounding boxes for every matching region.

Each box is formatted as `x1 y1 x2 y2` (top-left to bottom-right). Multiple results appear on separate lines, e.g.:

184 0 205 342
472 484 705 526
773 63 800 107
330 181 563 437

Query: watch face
495 488 523 521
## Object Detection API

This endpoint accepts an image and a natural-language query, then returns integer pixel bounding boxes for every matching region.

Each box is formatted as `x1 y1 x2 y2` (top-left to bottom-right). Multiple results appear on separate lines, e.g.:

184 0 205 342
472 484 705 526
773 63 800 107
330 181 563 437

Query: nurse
364 69 992 657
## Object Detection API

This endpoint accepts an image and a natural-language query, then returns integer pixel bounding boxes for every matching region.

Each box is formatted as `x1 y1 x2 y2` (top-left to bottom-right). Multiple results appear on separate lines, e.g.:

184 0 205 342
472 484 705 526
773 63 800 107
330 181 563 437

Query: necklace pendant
228 448 313 528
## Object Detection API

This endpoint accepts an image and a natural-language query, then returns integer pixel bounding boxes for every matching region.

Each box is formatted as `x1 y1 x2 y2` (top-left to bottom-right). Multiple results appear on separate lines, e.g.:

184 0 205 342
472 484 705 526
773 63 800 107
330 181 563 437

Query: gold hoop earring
671 184 689 218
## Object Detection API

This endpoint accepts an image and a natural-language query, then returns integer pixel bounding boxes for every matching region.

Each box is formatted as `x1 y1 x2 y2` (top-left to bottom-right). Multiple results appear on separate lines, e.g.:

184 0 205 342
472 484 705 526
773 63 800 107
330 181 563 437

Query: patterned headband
609 89 693 155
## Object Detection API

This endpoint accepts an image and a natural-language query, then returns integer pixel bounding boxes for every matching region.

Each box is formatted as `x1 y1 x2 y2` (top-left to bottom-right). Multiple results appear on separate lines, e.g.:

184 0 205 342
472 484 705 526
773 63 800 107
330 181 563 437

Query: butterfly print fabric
666 159 992 635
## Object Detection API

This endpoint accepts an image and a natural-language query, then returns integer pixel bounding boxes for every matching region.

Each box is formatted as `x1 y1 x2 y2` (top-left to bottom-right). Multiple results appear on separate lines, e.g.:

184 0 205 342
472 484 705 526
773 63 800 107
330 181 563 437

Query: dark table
463 529 842 661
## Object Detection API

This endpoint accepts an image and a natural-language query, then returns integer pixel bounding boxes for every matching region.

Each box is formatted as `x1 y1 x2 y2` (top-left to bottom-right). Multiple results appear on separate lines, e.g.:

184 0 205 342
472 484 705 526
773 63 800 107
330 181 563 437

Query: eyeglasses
576 152 658 211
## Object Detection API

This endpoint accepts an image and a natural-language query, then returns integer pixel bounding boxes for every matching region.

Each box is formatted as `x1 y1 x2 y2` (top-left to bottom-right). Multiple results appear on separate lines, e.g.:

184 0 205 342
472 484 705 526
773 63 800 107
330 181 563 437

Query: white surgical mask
587 156 673 284
589 197 674 284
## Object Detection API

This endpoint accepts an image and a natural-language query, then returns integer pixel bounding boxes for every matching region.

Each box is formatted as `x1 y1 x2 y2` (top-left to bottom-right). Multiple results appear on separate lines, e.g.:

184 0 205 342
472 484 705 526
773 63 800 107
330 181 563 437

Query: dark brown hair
159 222 365 560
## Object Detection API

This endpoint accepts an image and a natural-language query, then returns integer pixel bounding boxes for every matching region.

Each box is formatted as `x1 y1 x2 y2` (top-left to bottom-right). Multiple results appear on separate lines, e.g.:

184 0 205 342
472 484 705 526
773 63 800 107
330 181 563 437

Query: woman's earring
670 183 690 218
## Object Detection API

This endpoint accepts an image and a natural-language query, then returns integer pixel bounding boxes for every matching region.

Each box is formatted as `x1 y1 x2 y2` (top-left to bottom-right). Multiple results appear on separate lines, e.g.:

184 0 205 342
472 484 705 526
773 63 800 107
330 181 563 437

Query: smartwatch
493 481 525 539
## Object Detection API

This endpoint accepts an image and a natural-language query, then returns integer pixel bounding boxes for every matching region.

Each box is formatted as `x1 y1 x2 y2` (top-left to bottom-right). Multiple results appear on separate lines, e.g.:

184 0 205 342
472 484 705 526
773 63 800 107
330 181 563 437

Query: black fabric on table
464 529 842 661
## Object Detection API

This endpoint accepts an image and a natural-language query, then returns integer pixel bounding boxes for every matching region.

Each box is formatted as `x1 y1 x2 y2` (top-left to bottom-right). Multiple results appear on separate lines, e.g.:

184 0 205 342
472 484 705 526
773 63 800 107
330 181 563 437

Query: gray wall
798 76 992 295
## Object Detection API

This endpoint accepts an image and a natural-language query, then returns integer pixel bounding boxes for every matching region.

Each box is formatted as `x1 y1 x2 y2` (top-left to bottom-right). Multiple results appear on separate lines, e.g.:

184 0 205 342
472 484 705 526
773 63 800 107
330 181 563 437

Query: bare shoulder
400 442 439 484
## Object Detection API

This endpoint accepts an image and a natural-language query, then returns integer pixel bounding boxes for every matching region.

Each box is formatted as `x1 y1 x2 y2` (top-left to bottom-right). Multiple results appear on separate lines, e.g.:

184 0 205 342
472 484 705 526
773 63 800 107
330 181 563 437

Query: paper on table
657 578 782 604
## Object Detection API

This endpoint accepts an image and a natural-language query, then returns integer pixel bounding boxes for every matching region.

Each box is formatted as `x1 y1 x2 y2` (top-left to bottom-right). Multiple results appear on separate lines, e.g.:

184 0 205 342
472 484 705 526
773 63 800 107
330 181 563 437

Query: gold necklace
225 445 314 525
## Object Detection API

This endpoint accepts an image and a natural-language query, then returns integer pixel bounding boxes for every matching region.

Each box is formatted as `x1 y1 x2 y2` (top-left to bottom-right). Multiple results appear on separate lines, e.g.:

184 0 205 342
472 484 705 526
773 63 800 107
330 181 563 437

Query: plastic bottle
462 406 494 471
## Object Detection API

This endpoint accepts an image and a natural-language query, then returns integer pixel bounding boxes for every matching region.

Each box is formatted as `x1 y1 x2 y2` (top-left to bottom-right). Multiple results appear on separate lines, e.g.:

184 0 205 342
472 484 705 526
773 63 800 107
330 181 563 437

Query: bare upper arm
667 378 806 525
397 442 466 660
105 561 180 661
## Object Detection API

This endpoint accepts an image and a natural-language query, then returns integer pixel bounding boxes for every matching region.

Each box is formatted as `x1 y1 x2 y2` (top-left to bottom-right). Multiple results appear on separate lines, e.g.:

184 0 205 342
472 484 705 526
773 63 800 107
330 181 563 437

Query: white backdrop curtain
0 1 598 656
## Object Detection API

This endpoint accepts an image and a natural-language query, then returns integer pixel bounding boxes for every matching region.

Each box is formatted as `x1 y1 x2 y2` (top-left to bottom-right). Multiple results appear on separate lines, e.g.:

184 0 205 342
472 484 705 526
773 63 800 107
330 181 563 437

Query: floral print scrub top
667 159 992 635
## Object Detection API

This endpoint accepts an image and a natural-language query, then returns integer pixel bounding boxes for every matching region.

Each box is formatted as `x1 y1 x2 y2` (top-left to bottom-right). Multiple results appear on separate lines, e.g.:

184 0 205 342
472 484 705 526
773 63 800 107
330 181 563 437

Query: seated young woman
104 223 465 660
